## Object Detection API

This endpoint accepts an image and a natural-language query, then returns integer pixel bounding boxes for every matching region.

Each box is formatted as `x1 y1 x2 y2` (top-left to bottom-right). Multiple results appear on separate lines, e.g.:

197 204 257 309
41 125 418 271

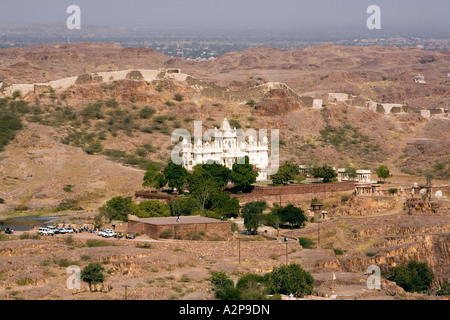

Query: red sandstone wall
236 181 356 206
128 220 231 239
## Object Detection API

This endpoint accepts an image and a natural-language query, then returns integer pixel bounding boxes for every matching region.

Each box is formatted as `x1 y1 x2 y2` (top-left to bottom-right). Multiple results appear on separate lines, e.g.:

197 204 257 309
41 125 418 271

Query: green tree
270 162 300 185
311 164 337 183
173 93 183 102
437 280 450 296
136 200 170 218
388 260 434 293
0 106 23 152
169 197 201 217
241 201 267 234
210 271 240 300
81 262 105 285
12 90 22 100
142 163 166 189
375 165 390 181
202 162 231 187
231 156 258 192
164 161 189 193
235 274 267 300
188 165 221 209
264 264 314 297
213 192 240 218
276 204 307 228
99 196 136 222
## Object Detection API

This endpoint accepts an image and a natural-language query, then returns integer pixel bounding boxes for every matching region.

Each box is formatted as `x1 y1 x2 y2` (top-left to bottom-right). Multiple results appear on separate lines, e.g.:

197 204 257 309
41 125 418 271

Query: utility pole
285 238 287 266
238 237 241 264
318 221 321 248
123 285 129 300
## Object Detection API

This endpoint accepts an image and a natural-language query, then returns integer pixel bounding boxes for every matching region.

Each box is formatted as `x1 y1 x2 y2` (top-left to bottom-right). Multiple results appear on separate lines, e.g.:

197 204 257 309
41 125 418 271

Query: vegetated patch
298 237 315 249
85 239 117 247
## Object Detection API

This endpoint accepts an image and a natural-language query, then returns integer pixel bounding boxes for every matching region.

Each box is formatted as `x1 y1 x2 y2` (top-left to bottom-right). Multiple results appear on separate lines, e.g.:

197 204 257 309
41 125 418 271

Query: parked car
125 232 136 239
47 226 60 234
98 229 113 237
102 230 116 238
114 232 124 239
5 227 14 234
61 227 74 234
38 227 54 236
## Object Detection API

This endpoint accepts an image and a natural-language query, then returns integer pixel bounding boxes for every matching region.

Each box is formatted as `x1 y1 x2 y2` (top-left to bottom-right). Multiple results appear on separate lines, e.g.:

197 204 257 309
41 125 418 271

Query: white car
102 230 116 238
46 226 60 234
61 227 74 234
38 227 54 236
98 229 113 237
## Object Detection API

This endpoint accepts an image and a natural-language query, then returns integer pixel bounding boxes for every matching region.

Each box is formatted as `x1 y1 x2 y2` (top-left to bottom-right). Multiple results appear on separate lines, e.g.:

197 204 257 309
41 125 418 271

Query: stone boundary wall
127 218 231 239
234 181 356 206
1 68 190 96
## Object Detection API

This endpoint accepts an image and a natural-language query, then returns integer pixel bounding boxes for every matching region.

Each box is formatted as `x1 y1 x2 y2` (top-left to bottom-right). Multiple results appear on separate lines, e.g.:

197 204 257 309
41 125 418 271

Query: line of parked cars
98 229 136 239
38 226 74 236
37 226 136 239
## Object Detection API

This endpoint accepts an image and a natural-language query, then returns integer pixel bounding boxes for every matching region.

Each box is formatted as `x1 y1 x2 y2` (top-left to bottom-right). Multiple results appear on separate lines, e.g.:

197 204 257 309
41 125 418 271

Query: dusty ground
1 196 448 301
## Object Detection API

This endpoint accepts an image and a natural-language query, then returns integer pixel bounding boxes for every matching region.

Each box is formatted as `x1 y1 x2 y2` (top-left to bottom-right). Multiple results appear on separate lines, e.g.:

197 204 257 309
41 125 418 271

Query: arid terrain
0 43 449 300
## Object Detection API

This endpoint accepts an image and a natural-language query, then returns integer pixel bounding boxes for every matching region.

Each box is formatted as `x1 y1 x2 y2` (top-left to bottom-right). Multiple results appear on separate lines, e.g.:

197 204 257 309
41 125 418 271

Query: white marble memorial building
181 119 269 181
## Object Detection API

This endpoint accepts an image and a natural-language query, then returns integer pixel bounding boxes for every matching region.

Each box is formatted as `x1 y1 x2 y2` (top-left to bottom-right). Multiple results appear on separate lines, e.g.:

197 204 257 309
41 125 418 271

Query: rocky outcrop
331 196 397 216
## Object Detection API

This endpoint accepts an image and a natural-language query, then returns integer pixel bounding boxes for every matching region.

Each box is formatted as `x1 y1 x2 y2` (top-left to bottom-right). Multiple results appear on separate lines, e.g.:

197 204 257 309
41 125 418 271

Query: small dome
220 118 231 131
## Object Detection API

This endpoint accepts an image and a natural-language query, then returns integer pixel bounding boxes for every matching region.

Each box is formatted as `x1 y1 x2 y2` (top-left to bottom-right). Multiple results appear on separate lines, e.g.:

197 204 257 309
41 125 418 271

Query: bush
159 229 174 239
57 258 78 267
85 239 115 247
173 94 183 102
81 262 105 285
333 248 344 255
264 264 314 297
210 271 240 300
0 106 23 152
298 237 315 249
388 260 434 293
437 280 450 296
16 277 34 286
388 188 398 195
20 232 40 240
139 106 155 119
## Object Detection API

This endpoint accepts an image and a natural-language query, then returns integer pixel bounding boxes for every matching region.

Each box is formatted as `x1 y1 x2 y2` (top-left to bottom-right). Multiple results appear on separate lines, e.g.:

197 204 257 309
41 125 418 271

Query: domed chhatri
181 119 269 181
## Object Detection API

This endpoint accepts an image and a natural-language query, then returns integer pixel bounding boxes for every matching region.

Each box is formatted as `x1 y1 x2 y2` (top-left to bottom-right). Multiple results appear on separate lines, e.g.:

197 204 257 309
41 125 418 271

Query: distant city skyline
0 0 449 36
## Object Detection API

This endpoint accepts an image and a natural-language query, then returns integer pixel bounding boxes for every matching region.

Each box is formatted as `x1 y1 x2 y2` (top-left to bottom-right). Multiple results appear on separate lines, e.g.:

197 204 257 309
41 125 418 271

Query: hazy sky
0 0 449 32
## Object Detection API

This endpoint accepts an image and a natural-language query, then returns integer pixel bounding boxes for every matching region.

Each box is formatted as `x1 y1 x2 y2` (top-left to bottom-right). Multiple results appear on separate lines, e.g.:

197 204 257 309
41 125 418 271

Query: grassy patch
85 239 117 247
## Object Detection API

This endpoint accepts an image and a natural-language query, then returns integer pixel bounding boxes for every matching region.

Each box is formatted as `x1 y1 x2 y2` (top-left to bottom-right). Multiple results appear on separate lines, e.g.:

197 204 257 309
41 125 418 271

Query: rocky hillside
0 43 449 212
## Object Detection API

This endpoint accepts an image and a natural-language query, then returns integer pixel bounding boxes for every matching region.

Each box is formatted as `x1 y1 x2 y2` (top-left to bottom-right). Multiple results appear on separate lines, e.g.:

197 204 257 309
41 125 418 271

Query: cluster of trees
241 201 307 234
98 196 171 222
270 162 340 184
0 98 23 152
143 157 257 194
388 260 434 293
99 159 259 223
211 263 314 300
270 162 305 185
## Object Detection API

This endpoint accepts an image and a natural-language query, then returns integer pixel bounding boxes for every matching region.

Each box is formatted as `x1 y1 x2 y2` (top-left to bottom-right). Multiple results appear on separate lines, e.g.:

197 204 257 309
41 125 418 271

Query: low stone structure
127 215 231 240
